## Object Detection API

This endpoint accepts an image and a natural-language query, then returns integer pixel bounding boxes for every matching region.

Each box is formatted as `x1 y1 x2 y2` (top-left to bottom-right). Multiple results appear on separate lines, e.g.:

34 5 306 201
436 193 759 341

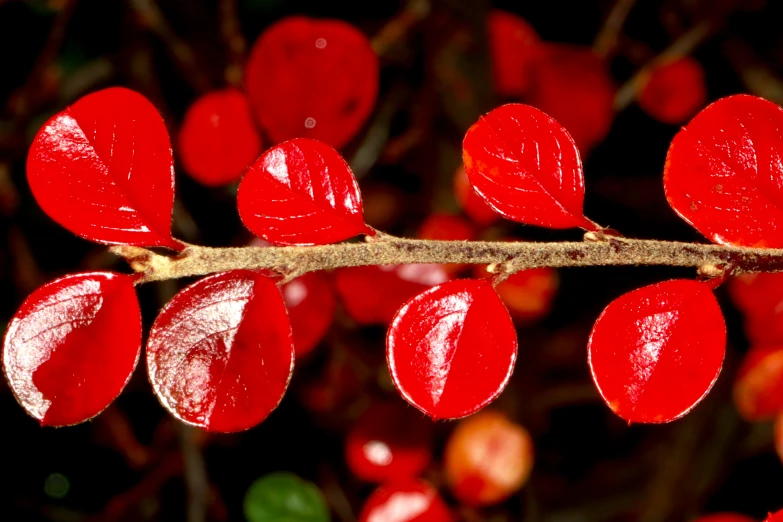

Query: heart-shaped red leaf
238 138 371 245
146 270 294 432
588 279 726 424
336 264 450 326
27 87 180 249
245 16 379 149
178 88 262 187
3 272 141 426
387 279 517 420
282 272 336 358
664 94 783 247
462 103 595 230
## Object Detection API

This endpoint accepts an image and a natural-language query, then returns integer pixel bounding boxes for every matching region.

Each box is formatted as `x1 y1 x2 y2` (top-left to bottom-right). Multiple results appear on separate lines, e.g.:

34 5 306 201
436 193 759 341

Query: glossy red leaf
453 165 500 226
335 264 450 326
3 272 141 426
733 344 783 421
527 44 616 153
346 401 434 483
245 16 379 149
588 279 726 423
487 10 542 98
729 272 783 344
387 279 518 420
444 410 534 507
638 56 706 125
238 138 371 245
146 270 294 432
359 479 453 522
462 103 595 230
27 87 180 249
178 88 262 187
664 94 783 247
282 272 336 358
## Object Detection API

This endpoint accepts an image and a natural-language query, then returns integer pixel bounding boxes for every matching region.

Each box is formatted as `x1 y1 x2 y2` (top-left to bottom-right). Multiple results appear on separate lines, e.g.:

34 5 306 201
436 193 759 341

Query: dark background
1 0 783 520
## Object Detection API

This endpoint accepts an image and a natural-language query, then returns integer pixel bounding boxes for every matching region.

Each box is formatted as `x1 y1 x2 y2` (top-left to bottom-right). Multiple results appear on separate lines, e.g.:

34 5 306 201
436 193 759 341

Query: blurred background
2 0 783 520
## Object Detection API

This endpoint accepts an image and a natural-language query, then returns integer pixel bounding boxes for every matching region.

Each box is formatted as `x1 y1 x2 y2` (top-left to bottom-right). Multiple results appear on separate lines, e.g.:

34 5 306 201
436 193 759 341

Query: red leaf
463 103 594 230
146 270 294 432
359 479 453 522
588 279 726 423
733 344 783 421
178 88 262 187
27 87 180 249
245 16 379 149
527 44 616 153
237 138 371 245
664 94 783 247
282 272 336 358
638 56 706 125
473 264 558 322
346 401 434 483
3 272 141 426
335 264 450 326
767 511 783 522
387 279 517 419
729 272 783 344
487 10 542 98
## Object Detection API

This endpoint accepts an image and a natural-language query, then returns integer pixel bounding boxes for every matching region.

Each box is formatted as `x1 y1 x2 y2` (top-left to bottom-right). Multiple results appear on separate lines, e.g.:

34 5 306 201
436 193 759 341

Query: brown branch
111 235 783 285
218 0 246 87
593 0 638 58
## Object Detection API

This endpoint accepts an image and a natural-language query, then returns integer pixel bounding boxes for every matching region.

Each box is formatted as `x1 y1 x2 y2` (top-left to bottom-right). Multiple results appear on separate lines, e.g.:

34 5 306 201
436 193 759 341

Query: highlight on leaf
3 272 141 427
664 94 783 248
245 16 379 149
237 138 372 245
462 103 597 231
386 279 518 420
146 270 294 432
588 279 726 424
27 87 181 249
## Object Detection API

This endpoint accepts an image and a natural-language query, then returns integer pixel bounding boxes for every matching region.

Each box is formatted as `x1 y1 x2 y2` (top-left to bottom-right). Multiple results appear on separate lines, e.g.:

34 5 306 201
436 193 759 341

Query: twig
371 0 431 56
614 19 717 111
111 235 783 285
218 0 246 86
180 424 209 522
126 0 211 94
593 0 638 58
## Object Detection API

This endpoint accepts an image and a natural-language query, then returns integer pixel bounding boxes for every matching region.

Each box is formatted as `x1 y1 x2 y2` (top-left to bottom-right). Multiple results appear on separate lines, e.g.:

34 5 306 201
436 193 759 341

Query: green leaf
244 472 330 522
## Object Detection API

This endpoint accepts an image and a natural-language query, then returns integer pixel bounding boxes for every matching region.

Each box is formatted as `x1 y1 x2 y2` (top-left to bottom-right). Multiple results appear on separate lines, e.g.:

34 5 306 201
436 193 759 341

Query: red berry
487 10 542 98
3 272 141 426
335 264 449 326
588 279 725 423
473 264 558 322
638 56 707 124
463 103 593 230
527 44 616 153
346 401 433 483
178 88 262 186
387 279 517 419
27 87 180 249
359 479 453 522
664 94 783 248
237 138 371 245
733 345 783 421
444 410 534 507
245 16 378 149
453 165 500 226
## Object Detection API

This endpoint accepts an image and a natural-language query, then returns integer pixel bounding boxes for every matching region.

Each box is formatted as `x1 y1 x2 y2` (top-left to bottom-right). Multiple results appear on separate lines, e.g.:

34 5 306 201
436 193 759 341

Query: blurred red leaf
387 279 517 419
588 279 725 423
527 44 615 153
664 94 783 247
463 103 594 230
3 272 141 426
245 16 379 149
27 87 180 249
638 56 706 125
146 270 294 432
238 138 371 245
282 272 336 358
733 344 783 421
488 10 542 98
729 272 783 344
178 88 262 186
